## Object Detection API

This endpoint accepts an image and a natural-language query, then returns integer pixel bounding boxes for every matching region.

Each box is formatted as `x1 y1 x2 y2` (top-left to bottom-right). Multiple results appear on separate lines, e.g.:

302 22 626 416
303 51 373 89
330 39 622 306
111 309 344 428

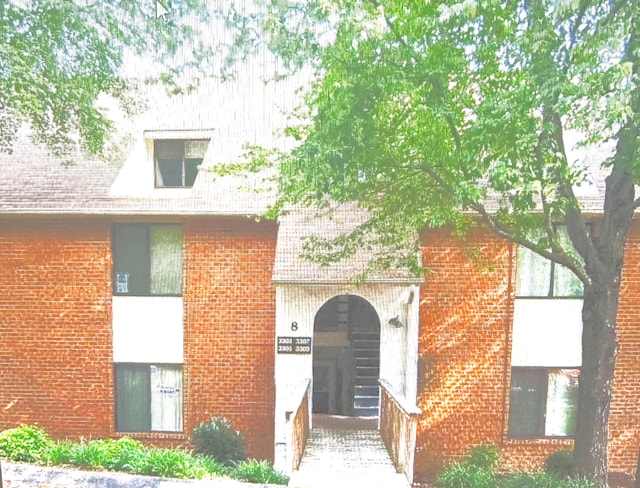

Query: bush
46 440 74 465
69 438 147 472
0 424 52 463
544 449 575 478
435 462 495 488
0 424 282 485
436 444 501 488
464 444 501 471
191 417 246 465
502 472 597 488
230 459 289 485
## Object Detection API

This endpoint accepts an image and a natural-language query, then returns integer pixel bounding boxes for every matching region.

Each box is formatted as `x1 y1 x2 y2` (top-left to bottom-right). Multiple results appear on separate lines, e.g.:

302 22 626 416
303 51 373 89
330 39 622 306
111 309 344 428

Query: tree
226 1 639 486
0 0 211 157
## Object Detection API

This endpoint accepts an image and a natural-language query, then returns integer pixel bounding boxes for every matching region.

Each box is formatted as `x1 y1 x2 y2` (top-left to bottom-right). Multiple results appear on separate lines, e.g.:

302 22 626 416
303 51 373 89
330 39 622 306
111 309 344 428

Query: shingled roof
0 73 293 216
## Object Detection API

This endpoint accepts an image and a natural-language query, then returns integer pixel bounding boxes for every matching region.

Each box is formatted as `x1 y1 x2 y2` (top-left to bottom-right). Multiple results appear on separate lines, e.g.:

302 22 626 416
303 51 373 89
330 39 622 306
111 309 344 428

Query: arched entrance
312 295 381 417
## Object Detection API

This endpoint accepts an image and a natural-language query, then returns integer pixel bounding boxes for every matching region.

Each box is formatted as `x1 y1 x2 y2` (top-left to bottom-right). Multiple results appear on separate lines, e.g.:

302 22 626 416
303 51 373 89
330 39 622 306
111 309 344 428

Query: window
115 364 183 432
508 367 579 438
154 140 207 188
113 224 183 296
515 226 583 297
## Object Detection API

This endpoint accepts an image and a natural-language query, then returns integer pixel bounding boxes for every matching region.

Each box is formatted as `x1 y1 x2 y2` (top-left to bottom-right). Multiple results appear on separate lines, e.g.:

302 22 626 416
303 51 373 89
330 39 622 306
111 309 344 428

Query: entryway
312 295 381 417
287 414 411 488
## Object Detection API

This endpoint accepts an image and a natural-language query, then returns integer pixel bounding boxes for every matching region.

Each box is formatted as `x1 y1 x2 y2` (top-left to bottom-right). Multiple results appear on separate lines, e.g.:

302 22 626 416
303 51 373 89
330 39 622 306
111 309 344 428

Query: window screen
154 140 207 188
115 364 182 433
508 367 579 438
113 224 182 296
115 364 151 432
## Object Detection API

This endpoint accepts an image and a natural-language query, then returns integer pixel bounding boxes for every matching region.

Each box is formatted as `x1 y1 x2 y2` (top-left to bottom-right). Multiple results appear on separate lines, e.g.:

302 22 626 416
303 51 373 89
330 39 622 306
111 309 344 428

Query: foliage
0 0 212 157
0 424 286 485
229 459 290 485
191 417 247 466
0 424 52 463
435 444 500 488
224 0 640 484
67 437 147 472
464 445 501 472
436 445 595 488
45 440 74 465
435 463 496 488
501 472 596 488
544 449 576 478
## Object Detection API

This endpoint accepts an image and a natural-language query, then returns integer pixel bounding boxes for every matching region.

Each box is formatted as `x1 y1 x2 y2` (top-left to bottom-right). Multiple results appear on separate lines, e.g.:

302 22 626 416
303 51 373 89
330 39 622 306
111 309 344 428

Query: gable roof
0 74 294 216
273 203 423 284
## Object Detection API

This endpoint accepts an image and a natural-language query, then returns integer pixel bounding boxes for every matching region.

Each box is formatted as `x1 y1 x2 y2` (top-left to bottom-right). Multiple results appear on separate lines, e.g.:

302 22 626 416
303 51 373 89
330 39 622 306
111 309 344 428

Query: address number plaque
277 336 312 354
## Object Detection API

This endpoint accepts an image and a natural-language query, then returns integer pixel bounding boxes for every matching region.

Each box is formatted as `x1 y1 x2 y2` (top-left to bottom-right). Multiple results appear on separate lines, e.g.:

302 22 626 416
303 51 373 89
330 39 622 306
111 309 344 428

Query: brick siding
415 227 514 478
184 217 277 461
415 224 640 482
0 216 277 461
0 218 114 439
610 224 640 475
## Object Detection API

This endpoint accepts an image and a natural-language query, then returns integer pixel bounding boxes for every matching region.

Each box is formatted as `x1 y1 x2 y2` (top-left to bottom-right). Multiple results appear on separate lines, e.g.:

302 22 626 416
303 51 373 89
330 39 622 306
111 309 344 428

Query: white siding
511 298 583 367
112 296 183 363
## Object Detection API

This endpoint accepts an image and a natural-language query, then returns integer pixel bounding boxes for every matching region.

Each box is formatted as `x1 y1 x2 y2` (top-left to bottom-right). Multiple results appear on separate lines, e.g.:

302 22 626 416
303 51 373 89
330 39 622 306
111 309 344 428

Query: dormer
108 129 213 198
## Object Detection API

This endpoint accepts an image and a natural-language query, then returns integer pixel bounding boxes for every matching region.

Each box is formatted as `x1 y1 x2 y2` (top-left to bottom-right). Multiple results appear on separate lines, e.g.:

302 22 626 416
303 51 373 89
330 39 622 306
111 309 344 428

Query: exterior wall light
389 316 404 328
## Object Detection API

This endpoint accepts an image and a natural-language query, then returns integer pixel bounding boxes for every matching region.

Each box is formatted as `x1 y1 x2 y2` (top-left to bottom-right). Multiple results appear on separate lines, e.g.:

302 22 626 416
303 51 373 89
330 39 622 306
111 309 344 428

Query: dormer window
154 139 208 188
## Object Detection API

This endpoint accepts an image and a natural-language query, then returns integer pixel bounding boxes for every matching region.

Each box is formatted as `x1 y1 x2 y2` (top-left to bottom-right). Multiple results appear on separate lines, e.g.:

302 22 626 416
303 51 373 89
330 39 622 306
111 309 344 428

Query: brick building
0 83 638 484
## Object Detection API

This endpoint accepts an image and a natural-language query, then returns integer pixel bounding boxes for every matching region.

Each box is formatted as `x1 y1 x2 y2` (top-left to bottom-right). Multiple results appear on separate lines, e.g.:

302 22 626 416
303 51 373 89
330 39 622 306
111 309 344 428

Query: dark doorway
312 295 381 417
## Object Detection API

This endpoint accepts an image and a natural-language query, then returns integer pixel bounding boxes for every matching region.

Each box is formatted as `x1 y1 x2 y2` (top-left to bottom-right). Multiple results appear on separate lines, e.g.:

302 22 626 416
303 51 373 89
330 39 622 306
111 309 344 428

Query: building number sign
277 336 311 354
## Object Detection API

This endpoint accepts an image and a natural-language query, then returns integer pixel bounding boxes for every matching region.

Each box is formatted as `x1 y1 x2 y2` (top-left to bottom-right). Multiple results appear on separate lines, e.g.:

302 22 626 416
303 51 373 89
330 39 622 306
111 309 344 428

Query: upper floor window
515 226 583 298
113 224 183 296
154 140 208 188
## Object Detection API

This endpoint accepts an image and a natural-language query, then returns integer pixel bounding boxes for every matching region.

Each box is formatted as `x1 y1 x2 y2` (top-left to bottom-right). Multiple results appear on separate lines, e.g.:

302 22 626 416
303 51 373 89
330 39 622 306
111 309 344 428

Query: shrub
46 440 74 465
544 449 575 478
230 459 289 485
191 417 246 465
502 472 597 488
69 438 147 472
435 462 495 488
435 445 501 488
0 424 52 463
464 444 501 471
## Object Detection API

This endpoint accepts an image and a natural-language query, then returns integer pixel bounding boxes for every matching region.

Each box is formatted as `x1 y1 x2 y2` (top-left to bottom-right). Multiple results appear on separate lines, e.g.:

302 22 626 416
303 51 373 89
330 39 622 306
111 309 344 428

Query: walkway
287 415 411 488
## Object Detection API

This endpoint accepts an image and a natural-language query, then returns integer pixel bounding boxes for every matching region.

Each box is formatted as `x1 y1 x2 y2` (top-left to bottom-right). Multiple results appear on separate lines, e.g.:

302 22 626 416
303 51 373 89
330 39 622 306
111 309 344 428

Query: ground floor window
508 367 579 438
115 364 183 433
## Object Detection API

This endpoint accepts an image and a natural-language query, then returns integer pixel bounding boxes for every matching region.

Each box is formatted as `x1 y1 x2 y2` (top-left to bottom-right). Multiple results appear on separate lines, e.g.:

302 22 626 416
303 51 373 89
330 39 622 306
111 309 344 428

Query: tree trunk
573 276 620 487
635 448 640 488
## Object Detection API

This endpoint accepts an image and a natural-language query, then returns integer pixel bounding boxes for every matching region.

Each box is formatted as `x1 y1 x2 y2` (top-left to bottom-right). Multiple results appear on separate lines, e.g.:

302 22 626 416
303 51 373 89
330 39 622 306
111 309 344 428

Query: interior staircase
352 331 380 417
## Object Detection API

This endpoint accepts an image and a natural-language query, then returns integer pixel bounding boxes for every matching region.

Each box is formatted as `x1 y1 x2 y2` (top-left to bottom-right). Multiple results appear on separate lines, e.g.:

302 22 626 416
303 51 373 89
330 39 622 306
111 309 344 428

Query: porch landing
288 415 411 488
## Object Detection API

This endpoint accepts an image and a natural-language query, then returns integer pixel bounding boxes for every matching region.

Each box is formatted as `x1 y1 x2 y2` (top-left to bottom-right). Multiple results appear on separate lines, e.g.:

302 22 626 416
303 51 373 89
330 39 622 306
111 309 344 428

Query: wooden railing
379 379 422 484
285 378 311 472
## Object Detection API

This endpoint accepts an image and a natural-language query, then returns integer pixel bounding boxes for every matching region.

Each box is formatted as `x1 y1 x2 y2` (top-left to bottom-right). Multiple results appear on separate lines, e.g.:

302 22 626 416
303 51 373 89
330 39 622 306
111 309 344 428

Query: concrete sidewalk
1 461 281 488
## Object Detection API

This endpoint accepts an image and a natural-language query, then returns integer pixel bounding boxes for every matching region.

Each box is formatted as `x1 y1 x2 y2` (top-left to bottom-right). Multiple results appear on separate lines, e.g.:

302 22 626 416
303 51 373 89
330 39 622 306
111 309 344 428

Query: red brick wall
610 223 640 475
0 218 113 438
415 224 640 482
184 217 277 461
415 227 514 478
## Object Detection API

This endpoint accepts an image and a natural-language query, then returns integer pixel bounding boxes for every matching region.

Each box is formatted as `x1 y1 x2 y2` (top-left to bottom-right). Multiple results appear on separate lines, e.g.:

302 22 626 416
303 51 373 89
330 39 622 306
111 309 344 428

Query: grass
0 424 287 484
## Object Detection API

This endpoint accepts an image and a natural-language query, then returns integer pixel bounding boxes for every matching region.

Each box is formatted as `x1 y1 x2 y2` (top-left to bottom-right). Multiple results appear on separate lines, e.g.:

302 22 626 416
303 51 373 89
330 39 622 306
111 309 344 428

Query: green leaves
224 0 638 282
1 0 211 157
